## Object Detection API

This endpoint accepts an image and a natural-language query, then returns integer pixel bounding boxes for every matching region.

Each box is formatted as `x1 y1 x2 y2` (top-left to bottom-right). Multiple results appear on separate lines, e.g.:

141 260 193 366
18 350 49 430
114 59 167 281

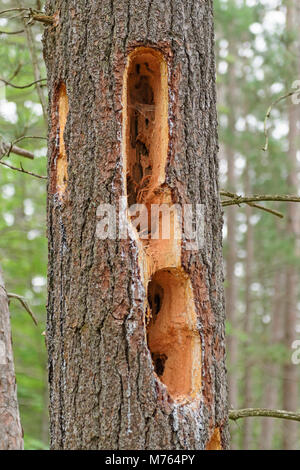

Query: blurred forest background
0 0 299 450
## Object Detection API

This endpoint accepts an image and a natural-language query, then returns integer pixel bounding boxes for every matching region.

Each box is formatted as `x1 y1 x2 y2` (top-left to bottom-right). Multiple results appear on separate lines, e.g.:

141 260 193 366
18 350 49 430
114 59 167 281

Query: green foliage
0 0 48 450
216 0 300 450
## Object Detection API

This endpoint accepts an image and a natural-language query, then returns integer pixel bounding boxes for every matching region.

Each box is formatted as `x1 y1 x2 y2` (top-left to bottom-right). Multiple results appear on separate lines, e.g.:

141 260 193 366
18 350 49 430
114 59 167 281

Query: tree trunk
0 266 23 450
225 54 238 412
282 0 299 451
260 270 284 450
242 163 254 450
44 0 228 450
223 41 238 449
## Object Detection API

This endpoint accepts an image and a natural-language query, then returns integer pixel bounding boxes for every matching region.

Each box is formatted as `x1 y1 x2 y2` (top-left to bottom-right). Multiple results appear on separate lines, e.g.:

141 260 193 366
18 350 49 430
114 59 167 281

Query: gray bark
0 266 23 450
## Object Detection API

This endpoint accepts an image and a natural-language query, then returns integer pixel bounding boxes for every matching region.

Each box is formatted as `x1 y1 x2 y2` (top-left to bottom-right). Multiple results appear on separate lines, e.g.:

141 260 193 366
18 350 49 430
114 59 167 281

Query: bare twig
8 63 23 81
0 8 28 16
9 135 47 145
16 2 48 122
222 193 300 207
246 202 284 218
0 160 47 180
0 8 54 25
221 191 284 218
0 77 46 89
7 293 38 326
1 135 46 161
0 29 24 35
1 142 34 160
229 408 300 423
263 90 299 152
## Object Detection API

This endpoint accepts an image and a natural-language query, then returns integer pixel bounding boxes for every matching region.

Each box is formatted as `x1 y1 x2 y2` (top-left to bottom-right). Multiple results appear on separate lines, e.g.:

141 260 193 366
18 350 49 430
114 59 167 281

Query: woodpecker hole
146 269 201 402
124 48 168 206
56 83 69 197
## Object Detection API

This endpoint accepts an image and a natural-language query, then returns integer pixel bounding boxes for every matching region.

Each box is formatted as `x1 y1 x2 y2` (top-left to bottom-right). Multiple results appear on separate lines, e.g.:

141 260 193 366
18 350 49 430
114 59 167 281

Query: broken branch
0 8 54 25
263 90 299 152
7 293 38 326
1 142 34 160
31 13 54 25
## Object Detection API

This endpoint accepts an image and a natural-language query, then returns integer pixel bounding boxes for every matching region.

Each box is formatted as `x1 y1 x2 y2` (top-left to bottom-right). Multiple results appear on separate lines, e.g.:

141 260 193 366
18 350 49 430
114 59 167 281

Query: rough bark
43 0 228 450
0 266 23 450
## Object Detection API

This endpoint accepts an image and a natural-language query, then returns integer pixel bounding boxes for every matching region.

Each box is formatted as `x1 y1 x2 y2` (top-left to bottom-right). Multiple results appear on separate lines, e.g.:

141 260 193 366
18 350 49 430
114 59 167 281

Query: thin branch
0 77 46 89
31 13 54 25
1 142 34 160
8 63 23 81
221 191 284 218
263 90 298 152
7 11 29 21
7 293 38 326
10 135 47 145
0 160 47 180
16 1 48 121
1 135 46 161
246 202 284 219
222 193 300 207
0 8 54 25
229 408 300 423
0 8 28 16
0 29 24 35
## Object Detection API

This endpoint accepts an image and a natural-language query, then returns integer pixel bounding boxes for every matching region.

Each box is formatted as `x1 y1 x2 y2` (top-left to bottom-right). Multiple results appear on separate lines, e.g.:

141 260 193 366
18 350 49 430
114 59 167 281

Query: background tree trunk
242 162 254 450
225 41 238 413
260 270 284 450
44 0 228 450
282 0 299 450
0 266 23 450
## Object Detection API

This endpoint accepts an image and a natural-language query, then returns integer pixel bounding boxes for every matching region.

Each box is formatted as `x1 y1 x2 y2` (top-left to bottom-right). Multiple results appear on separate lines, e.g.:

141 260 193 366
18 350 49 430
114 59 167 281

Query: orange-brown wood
123 48 201 403
56 83 69 197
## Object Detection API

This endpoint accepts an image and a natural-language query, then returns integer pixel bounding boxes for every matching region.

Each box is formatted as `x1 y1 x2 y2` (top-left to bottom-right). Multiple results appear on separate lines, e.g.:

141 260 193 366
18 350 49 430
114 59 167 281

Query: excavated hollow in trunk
124 48 202 403
146 269 201 401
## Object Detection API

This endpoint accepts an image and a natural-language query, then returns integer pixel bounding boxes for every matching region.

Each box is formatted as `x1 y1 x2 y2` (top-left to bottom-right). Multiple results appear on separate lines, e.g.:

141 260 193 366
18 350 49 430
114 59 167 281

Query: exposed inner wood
124 47 168 206
206 428 222 450
147 269 201 401
56 83 69 197
123 48 201 403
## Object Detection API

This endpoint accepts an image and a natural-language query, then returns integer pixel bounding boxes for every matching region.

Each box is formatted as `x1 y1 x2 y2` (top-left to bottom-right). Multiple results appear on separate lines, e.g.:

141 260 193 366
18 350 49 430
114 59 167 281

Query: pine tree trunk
44 0 228 450
0 266 23 450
